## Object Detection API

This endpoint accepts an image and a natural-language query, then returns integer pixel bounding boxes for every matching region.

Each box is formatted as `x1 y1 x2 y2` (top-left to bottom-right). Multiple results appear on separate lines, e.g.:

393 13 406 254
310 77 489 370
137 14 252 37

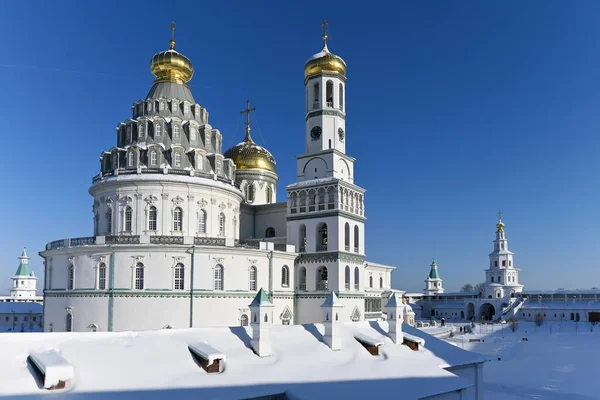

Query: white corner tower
384 293 405 344
424 259 444 295
321 290 344 350
483 212 523 300
249 288 274 357
10 248 38 299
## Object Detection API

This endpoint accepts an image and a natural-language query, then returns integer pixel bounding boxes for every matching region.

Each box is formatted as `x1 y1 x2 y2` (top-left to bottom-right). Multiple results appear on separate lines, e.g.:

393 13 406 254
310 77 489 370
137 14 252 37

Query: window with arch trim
246 183 255 203
218 213 226 236
155 122 162 136
159 101 165 111
196 154 203 170
326 80 333 107
281 265 290 287
173 207 183 231
125 206 133 231
190 127 196 141
240 314 249 326
249 266 257 291
134 263 144 290
198 209 207 233
138 122 145 138
148 206 157 231
369 275 373 288
265 227 275 238
150 150 158 167
65 313 73 332
67 265 75 290
98 263 107 290
354 225 359 253
354 267 360 290
313 82 320 108
174 263 184 290
344 266 350 290
344 222 350 251
106 208 113 234
174 151 182 168
214 264 224 291
380 276 383 288
266 185 273 204
173 124 180 138
128 151 135 167
339 83 344 110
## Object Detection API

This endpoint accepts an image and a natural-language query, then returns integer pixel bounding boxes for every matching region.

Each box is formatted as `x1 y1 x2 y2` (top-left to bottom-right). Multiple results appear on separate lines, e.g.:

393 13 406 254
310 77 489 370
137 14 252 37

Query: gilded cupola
304 20 346 79
149 22 194 85
224 101 277 174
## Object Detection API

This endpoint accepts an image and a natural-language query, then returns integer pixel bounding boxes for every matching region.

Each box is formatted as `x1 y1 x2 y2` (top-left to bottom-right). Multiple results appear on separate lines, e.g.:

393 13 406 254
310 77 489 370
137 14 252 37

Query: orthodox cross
240 100 256 140
170 21 176 49
497 210 503 221
321 19 329 43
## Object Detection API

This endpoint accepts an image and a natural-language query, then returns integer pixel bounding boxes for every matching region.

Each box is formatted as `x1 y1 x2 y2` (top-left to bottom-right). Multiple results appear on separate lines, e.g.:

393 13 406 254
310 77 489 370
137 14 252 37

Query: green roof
15 261 31 276
249 288 272 307
429 268 440 280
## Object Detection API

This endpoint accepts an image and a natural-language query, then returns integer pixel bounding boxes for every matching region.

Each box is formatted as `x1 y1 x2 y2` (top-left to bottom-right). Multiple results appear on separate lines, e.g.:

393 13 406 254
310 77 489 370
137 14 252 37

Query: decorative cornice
295 251 365 265
287 210 366 223
305 109 346 121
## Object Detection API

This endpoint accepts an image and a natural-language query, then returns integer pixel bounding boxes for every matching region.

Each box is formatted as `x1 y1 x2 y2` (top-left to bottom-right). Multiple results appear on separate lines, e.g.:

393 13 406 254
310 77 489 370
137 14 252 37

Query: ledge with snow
0 322 485 400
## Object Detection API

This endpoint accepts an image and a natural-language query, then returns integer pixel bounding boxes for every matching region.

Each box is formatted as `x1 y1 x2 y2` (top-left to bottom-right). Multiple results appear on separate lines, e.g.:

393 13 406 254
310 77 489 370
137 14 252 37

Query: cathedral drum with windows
40 23 396 333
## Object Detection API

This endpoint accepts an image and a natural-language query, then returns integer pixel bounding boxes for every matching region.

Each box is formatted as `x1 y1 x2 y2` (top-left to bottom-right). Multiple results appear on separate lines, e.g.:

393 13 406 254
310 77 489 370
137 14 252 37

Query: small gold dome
496 221 505 231
304 43 346 79
224 133 276 174
150 46 194 85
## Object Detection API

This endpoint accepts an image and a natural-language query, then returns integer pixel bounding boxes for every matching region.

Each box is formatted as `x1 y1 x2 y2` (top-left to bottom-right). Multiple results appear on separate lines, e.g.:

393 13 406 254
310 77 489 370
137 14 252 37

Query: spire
496 210 505 232
249 288 272 307
240 100 256 143
428 258 440 279
15 247 31 276
169 21 176 50
321 19 329 49
321 290 342 307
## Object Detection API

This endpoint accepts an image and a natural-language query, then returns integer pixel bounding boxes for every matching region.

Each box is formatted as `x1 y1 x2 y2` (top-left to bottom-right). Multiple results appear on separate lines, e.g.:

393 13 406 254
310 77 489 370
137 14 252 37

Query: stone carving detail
187 195 195 201
227 202 232 209
172 196 184 206
145 195 158 205
213 257 225 264
161 193 170 200
134 193 143 200
258 181 265 189
121 195 133 206
198 198 208 208
210 198 217 205
233 207 240 213
218 202 226 211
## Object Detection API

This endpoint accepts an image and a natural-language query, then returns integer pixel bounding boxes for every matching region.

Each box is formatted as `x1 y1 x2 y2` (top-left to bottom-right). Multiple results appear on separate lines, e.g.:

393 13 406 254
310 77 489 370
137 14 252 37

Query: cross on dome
240 100 256 142
321 19 329 44
170 21 176 49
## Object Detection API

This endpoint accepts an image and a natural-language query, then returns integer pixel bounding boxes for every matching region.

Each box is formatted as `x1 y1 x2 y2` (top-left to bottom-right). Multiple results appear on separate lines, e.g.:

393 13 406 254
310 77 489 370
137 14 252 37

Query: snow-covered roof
524 289 600 295
364 261 396 270
321 291 342 307
0 322 481 399
432 303 464 310
286 176 339 189
0 302 43 314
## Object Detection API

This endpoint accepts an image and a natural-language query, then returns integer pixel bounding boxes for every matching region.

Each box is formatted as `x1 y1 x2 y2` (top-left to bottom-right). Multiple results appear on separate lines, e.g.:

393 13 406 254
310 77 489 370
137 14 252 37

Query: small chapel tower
424 259 444 295
10 248 37 300
321 291 344 350
249 288 274 357
384 293 405 344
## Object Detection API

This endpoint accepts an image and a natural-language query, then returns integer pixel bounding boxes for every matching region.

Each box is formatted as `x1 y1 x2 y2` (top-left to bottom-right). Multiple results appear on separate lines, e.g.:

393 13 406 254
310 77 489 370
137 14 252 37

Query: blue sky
0 1 598 293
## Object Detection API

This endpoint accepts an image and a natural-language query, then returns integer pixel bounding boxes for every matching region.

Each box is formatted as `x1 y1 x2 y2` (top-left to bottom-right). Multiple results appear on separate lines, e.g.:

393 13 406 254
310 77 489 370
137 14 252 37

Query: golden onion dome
224 131 277 174
304 35 346 79
149 24 194 85
496 221 505 232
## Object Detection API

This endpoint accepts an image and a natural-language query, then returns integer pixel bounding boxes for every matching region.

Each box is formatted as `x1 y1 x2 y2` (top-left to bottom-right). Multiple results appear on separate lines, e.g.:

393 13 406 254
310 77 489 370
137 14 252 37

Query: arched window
155 122 162 136
134 263 144 290
369 276 373 288
354 267 360 290
106 208 113 234
214 264 224 291
316 266 328 290
196 154 203 171
138 122 145 139
249 266 257 291
173 207 183 231
198 209 207 233
344 222 350 251
150 150 158 167
313 82 320 108
345 266 350 290
190 127 197 141
174 263 184 290
148 206 157 231
265 227 275 238
380 276 383 288
65 313 73 332
299 267 307 290
317 223 328 251
339 83 344 110
299 224 307 252
354 225 359 253
128 151 135 167
281 265 290 287
126 126 131 142
159 101 165 111
326 80 333 107
125 206 132 231
173 124 180 138
174 151 182 168
266 186 273 204
98 263 107 290
218 213 226 236
240 314 249 326
67 265 75 290
246 183 255 202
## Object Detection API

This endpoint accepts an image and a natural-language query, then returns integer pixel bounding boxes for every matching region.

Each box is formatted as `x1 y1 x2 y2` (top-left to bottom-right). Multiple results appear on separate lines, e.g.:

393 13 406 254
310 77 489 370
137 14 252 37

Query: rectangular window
174 266 184 290
138 123 144 139
125 207 132 231
174 152 181 167
150 151 158 167
128 152 134 167
173 124 180 138
190 127 196 141
98 266 107 290
126 126 131 142
67 266 74 290
155 123 162 136
502 261 506 267
135 267 144 290
160 101 165 111
216 158 222 174
214 267 223 291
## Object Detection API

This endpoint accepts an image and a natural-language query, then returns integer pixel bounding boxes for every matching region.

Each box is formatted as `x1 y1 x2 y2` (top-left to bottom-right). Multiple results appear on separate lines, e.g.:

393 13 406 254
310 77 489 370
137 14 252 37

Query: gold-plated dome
224 133 277 174
496 221 505 232
304 43 347 79
149 22 194 85
304 22 346 79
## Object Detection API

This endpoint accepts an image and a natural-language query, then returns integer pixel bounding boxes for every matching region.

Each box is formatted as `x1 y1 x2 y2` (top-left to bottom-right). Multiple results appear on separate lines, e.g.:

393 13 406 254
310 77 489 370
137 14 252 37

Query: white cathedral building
40 27 401 332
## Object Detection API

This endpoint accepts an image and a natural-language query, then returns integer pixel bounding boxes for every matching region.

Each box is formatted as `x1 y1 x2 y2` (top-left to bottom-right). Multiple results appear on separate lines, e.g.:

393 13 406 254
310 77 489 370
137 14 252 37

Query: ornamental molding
233 207 240 213
227 202 232 209
145 195 158 205
295 251 365 265
134 193 143 200
213 257 225 264
211 198 217 205
161 193 170 200
187 195 195 201
172 195 184 206
198 198 208 208
120 195 133 206
258 181 265 189
305 109 346 121
218 202 226 211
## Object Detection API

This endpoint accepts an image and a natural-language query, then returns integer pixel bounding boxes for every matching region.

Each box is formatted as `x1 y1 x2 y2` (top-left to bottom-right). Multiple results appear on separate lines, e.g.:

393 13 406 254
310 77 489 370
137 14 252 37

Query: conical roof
249 288 273 307
14 247 31 276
